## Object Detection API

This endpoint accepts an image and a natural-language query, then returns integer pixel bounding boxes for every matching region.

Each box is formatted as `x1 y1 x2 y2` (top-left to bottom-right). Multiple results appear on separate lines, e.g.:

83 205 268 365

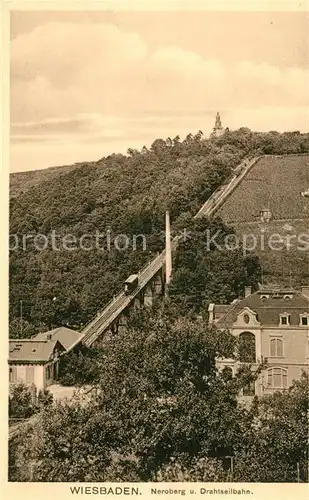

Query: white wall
10 364 46 391
33 365 45 391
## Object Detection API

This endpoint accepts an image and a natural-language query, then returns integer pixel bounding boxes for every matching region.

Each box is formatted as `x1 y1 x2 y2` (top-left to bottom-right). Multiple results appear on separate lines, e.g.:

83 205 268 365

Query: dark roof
216 288 309 327
34 326 84 351
9 339 65 363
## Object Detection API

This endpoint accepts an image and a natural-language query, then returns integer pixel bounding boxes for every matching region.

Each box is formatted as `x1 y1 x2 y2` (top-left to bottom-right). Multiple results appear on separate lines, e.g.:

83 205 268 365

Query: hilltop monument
210 112 224 138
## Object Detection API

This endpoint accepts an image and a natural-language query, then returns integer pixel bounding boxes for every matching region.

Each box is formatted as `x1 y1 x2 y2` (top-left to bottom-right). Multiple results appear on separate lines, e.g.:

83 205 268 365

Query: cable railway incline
77 156 261 347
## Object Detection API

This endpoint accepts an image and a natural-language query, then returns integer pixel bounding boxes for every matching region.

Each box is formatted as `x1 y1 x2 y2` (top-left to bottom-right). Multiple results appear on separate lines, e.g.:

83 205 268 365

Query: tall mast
165 210 172 293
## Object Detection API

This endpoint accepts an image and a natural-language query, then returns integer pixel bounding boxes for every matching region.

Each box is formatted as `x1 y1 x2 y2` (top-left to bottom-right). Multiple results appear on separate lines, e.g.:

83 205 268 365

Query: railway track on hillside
77 156 261 347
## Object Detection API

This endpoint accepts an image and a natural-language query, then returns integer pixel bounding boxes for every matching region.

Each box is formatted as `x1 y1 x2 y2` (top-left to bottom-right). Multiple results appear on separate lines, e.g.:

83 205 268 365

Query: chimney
165 211 172 290
245 286 252 298
208 303 214 324
301 286 309 298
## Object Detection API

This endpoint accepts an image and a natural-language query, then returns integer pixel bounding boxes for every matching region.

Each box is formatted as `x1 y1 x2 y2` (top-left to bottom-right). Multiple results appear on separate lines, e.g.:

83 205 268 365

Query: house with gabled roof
33 326 84 352
208 285 309 398
9 339 66 391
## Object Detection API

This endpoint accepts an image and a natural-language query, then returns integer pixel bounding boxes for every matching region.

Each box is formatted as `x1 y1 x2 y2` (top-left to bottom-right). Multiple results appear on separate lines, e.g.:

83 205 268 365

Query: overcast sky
10 10 309 172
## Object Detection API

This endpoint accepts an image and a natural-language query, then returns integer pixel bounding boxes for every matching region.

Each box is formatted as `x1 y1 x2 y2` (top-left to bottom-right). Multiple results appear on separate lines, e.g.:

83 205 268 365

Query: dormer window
280 314 290 326
284 294 293 301
260 208 272 222
261 294 269 301
300 315 309 326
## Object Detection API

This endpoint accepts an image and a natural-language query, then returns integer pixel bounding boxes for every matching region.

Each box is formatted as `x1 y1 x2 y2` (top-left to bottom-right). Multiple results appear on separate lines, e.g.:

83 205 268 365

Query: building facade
8 326 83 392
209 286 309 397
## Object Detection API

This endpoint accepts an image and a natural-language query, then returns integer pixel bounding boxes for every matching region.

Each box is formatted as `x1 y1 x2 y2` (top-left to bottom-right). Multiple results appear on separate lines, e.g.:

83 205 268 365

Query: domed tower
210 112 224 138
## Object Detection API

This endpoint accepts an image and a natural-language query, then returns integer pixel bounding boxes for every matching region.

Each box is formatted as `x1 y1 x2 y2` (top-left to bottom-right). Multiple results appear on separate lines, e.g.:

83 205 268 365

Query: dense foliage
9 383 53 419
9 128 309 337
57 212 262 387
58 345 101 386
168 216 261 313
9 309 308 482
233 373 309 482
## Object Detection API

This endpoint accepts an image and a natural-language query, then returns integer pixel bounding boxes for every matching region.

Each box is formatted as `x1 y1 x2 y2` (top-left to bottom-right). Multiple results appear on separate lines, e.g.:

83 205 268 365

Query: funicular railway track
77 156 261 347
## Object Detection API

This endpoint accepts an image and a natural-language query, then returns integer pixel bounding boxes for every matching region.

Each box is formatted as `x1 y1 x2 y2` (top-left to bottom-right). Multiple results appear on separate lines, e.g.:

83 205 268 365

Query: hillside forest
9 128 309 337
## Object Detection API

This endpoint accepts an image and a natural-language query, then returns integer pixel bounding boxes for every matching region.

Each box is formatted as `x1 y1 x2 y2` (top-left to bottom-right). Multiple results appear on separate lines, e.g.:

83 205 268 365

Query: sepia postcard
1 1 309 499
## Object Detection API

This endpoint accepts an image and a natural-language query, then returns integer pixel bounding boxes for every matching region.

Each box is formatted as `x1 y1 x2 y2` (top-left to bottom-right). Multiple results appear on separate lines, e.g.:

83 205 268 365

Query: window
280 314 290 326
267 368 288 389
46 365 51 380
300 315 309 326
284 294 293 301
243 380 255 396
239 332 256 362
9 366 17 383
243 314 250 324
261 294 269 301
270 338 283 357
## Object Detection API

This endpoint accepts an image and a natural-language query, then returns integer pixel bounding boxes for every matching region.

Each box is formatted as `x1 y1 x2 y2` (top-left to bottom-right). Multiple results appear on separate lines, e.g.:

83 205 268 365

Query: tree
150 138 168 155
10 310 263 482
9 383 53 419
168 216 261 313
9 318 39 339
37 388 54 409
58 345 101 386
10 129 308 336
127 148 139 157
155 456 225 481
9 383 37 419
233 371 309 482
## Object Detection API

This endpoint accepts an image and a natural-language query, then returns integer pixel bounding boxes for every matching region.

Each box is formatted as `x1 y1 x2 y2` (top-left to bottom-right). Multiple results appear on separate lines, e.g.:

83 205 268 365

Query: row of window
9 363 54 383
238 331 306 362
280 314 309 326
242 312 309 326
9 365 35 383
